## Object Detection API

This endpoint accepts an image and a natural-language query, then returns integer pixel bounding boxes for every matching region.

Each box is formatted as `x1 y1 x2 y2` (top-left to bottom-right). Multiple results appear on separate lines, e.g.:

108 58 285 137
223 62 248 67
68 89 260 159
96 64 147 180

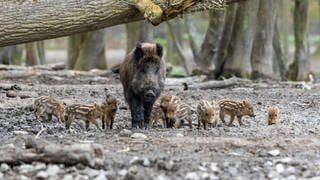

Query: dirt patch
0 69 320 179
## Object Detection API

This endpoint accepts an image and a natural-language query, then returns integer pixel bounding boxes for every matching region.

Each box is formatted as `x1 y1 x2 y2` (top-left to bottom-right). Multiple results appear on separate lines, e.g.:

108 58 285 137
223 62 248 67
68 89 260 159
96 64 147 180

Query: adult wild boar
120 42 165 128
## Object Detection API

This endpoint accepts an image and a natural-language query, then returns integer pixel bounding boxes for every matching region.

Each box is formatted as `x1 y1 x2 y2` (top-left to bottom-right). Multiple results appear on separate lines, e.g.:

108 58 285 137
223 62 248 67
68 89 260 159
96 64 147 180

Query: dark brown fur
120 42 165 128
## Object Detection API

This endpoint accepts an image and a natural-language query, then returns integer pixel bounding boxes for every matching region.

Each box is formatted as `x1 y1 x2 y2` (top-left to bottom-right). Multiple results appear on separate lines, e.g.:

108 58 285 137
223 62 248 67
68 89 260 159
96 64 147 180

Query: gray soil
0 69 320 180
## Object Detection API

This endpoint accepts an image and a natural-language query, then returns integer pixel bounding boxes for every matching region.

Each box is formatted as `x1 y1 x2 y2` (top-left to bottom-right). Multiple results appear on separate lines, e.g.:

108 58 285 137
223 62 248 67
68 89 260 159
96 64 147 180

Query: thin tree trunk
223 0 259 78
213 4 237 79
272 0 290 80
25 42 41 66
0 0 231 47
67 34 82 69
287 0 310 81
196 10 225 73
167 21 191 75
126 21 153 53
251 0 276 79
0 45 23 65
70 29 107 71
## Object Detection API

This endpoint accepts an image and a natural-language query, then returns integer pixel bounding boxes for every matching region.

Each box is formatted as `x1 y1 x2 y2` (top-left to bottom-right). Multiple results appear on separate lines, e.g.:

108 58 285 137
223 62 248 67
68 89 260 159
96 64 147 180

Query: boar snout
144 90 156 102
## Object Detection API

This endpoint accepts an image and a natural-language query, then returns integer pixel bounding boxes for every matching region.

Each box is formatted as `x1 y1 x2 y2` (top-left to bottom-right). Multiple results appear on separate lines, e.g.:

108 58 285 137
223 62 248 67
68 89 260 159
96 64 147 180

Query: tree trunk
213 4 237 79
223 0 259 78
0 45 23 65
69 30 107 71
126 21 153 53
251 0 276 80
197 10 225 73
25 42 45 66
0 0 230 47
287 0 310 81
272 0 290 80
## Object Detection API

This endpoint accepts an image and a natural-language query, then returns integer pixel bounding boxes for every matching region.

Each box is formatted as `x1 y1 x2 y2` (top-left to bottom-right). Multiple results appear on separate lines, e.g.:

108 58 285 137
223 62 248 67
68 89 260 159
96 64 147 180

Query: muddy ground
0 68 320 180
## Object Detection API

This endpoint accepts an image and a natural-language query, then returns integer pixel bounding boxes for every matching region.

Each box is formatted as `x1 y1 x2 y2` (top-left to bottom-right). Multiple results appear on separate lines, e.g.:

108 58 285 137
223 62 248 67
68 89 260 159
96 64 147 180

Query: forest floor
0 67 320 180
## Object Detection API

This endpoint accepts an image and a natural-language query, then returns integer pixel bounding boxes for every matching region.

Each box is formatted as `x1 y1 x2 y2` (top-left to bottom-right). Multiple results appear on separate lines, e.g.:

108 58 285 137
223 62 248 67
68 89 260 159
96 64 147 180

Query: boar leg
101 115 106 129
219 111 226 125
128 99 144 129
203 121 207 130
237 116 244 126
89 118 102 132
109 117 114 129
228 115 235 126
143 102 154 129
65 115 74 129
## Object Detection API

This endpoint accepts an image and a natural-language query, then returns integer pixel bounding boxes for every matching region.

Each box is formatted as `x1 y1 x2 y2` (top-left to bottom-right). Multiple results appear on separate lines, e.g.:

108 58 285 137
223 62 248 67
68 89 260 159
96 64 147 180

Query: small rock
119 129 132 137
62 174 73 180
36 171 48 179
130 133 147 139
84 167 100 177
46 165 60 176
128 165 138 174
209 162 219 172
94 171 107 180
278 157 292 164
0 172 3 179
18 175 29 180
18 164 34 174
0 163 10 173
6 90 17 98
268 171 279 179
34 163 46 170
286 175 297 180
176 133 184 137
74 174 89 180
276 163 285 173
20 91 38 99
118 169 128 176
13 130 29 135
264 161 273 167
268 149 280 156
185 172 200 180
156 173 170 180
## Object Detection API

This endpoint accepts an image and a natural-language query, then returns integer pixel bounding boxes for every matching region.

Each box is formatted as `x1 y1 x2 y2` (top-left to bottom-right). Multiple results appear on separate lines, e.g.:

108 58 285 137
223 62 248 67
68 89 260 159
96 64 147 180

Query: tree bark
69 29 107 71
126 21 153 53
223 0 259 78
213 4 237 79
287 0 310 81
196 10 225 73
251 0 276 80
0 45 23 65
0 0 230 47
25 42 45 66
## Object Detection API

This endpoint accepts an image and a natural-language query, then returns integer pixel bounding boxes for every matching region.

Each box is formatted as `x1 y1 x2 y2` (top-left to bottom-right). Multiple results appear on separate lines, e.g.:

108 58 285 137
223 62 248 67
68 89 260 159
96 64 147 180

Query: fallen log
0 137 105 168
183 77 251 90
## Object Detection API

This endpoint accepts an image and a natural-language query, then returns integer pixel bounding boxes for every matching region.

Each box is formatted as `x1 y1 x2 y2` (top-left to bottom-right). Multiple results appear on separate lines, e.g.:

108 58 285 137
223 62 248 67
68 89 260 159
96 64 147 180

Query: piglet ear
134 42 144 60
156 43 163 58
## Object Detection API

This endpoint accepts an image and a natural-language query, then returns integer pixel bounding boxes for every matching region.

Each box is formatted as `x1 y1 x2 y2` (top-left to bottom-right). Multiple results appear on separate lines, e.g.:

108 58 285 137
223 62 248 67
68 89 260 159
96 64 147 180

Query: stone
0 163 10 173
185 172 200 180
36 171 48 179
6 90 17 98
275 163 285 174
209 162 219 172
128 165 138 174
268 149 280 157
130 133 147 139
62 174 73 180
176 133 184 137
18 164 34 174
34 163 47 170
46 165 60 176
118 169 128 176
119 129 132 137
94 171 107 180
84 167 100 177
156 173 171 180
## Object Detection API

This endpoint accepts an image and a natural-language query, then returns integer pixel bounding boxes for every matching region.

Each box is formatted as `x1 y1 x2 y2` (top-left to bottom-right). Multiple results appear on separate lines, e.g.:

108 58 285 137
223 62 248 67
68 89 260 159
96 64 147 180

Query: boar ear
156 43 163 58
134 42 144 60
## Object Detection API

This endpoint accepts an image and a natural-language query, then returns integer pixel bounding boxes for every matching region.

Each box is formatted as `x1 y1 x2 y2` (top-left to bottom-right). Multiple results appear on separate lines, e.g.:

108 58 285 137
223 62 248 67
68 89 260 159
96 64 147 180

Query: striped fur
65 103 103 131
197 100 217 129
268 106 280 125
166 100 193 129
218 99 255 126
151 103 166 128
33 96 66 123
101 95 118 130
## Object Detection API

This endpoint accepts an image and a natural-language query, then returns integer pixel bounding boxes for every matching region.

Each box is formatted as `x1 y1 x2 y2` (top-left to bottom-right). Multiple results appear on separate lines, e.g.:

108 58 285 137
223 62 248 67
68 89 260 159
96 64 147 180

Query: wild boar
33 96 66 123
218 99 255 126
197 100 217 129
101 95 118 129
268 106 280 125
120 42 165 128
